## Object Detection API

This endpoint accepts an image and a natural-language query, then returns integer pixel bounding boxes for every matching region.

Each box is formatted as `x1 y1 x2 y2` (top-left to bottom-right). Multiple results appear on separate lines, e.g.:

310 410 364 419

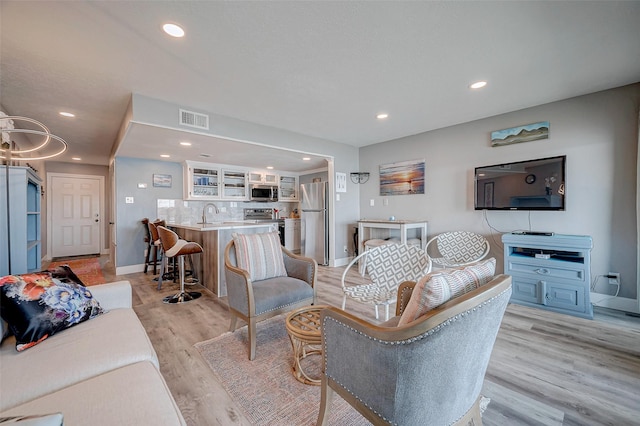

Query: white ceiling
2 1 639 169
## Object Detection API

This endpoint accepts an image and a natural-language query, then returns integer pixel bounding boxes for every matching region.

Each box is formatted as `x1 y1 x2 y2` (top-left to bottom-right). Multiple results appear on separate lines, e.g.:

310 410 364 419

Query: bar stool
142 218 153 273
156 226 203 304
144 219 164 275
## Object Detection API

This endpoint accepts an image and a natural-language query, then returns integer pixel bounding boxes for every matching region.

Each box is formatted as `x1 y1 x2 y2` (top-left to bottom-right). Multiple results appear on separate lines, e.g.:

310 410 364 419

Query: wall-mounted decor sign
379 159 425 196
153 174 172 188
335 172 347 192
491 121 549 147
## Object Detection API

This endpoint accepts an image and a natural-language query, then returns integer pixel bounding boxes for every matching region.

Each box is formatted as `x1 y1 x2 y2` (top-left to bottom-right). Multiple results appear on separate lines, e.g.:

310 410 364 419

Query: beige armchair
224 237 317 360
318 274 512 425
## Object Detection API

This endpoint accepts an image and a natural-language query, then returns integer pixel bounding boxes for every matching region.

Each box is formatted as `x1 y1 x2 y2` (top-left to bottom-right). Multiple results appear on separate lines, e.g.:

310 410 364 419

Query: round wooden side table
285 305 328 386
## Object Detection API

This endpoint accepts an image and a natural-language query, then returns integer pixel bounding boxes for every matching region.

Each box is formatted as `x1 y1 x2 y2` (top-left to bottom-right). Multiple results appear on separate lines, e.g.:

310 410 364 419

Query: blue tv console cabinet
502 233 593 319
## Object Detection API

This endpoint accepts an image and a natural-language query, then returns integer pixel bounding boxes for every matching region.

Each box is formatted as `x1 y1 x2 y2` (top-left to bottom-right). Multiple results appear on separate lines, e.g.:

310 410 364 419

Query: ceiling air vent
179 109 209 130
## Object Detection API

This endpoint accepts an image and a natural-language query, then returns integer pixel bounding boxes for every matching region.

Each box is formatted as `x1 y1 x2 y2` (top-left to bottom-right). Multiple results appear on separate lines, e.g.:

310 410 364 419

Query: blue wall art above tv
474 155 566 211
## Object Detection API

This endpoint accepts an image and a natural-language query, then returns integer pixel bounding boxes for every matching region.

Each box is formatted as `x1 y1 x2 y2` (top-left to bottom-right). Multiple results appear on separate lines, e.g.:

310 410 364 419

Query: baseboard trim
116 263 146 276
591 292 639 314
331 256 352 267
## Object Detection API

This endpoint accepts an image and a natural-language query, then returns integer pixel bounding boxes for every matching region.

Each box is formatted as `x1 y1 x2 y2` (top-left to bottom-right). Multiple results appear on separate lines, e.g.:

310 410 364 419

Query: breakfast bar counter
169 221 277 297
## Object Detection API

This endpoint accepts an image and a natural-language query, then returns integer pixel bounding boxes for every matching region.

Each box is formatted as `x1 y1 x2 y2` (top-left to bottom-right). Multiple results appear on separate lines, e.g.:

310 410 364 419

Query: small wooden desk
357 219 428 256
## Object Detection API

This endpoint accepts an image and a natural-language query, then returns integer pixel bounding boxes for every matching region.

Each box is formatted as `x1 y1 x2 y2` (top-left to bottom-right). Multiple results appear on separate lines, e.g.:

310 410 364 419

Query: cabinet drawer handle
535 268 550 275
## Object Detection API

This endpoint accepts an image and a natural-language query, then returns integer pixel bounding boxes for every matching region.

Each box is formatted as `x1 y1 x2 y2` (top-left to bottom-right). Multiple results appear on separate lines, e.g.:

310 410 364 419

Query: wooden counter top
167 221 275 231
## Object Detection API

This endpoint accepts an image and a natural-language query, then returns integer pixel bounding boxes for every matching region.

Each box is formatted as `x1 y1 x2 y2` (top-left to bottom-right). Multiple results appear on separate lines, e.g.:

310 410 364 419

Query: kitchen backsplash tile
156 199 296 224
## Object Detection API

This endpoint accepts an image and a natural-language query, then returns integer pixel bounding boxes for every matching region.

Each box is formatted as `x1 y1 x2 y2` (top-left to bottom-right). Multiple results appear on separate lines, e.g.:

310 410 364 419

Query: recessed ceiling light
180 141 192 146
71 157 81 161
376 113 389 120
59 112 75 117
469 81 487 89
266 166 274 170
160 154 170 158
302 157 311 161
163 23 185 38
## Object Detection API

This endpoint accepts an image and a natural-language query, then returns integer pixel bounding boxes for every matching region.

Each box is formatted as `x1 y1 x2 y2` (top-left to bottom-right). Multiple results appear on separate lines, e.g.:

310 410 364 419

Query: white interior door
50 175 101 258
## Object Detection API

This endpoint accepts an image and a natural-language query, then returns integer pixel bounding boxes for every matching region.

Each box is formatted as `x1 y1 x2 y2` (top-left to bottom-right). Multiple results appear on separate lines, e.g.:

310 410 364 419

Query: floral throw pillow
0 273 103 351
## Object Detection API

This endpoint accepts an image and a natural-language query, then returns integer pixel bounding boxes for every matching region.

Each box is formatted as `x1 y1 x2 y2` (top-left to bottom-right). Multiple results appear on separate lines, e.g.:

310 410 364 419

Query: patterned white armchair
426 231 490 268
341 244 432 321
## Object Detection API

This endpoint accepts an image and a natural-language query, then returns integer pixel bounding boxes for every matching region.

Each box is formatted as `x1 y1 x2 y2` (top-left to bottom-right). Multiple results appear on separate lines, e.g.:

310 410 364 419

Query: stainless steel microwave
249 184 278 202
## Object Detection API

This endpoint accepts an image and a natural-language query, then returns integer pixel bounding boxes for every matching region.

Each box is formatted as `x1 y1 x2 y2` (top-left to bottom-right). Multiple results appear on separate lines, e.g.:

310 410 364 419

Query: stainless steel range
244 208 285 245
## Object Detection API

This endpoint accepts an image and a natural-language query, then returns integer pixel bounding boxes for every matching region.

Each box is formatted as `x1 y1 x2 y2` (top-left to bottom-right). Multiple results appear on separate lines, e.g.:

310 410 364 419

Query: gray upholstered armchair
224 237 317 360
317 274 512 426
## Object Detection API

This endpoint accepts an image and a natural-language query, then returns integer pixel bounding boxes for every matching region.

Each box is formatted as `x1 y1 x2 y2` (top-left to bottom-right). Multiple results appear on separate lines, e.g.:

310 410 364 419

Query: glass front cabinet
185 161 298 201
222 169 248 199
279 175 298 201
248 171 278 184
184 161 220 200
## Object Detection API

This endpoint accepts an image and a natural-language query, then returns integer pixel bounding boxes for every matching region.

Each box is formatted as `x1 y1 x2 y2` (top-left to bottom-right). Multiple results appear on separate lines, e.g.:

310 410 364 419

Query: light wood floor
97 257 640 426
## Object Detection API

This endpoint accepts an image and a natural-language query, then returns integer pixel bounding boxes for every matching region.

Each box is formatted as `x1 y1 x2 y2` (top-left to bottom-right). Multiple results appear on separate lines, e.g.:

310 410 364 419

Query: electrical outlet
370 199 375 206
343 245 348 253
608 272 620 285
383 198 389 206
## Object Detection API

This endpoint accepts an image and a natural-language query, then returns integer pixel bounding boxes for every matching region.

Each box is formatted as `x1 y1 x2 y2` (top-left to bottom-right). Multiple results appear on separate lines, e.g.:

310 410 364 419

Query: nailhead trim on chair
322 288 511 424
256 299 313 316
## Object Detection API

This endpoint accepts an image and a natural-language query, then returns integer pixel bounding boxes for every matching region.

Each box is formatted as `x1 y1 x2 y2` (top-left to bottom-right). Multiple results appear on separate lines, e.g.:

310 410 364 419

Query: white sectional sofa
0 280 185 425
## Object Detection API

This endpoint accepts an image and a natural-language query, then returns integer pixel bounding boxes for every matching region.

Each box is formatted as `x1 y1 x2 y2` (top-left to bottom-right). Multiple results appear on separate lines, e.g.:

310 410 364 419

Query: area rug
47 257 106 286
196 316 491 426
195 315 371 426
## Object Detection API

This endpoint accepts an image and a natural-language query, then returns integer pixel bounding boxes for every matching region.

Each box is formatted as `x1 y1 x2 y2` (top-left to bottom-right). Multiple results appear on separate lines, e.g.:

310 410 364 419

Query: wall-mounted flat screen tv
474 155 566 211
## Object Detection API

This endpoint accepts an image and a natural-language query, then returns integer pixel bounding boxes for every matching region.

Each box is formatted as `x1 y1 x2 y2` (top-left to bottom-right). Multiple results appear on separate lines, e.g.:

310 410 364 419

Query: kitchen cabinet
0 166 42 275
184 161 220 200
284 218 301 253
502 233 593 319
279 175 298 201
222 169 248 199
248 171 278 184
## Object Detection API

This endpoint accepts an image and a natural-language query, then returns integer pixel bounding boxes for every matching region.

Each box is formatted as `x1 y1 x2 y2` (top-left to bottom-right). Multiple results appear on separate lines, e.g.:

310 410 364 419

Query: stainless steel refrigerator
300 181 328 265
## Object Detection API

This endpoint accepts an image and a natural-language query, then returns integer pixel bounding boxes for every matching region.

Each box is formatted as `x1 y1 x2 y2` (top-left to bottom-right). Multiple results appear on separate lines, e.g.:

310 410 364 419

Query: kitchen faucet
201 203 220 224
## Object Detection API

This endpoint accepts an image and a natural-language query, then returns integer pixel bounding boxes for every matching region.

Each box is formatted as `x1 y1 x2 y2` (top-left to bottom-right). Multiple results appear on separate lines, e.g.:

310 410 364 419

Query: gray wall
122 94 361 266
359 83 639 303
114 157 183 268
